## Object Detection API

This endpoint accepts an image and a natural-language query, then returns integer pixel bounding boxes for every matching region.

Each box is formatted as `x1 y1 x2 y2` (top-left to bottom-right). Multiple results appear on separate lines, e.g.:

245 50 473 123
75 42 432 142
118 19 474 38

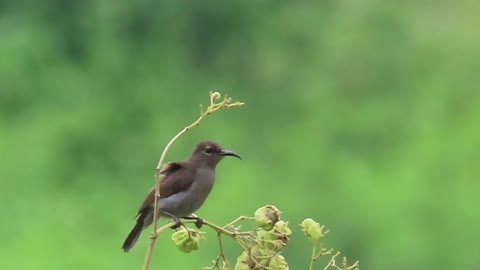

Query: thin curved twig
142 92 244 270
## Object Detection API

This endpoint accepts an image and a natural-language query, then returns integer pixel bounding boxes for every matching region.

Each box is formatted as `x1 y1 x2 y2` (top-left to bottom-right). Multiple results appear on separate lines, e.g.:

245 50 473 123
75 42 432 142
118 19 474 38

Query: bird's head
189 141 241 168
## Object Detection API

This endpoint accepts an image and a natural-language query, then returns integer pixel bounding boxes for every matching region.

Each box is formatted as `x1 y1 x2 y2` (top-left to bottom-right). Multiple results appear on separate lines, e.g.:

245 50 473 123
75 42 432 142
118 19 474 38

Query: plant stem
309 244 317 270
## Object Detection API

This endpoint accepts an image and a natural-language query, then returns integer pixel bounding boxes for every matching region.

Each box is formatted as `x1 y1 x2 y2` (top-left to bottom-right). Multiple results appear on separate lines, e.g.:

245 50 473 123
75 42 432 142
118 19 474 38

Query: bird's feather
136 161 197 214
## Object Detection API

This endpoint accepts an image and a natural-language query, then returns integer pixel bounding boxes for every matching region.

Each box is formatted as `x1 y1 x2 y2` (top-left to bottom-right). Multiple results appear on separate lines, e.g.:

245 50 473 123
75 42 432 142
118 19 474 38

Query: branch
143 205 359 270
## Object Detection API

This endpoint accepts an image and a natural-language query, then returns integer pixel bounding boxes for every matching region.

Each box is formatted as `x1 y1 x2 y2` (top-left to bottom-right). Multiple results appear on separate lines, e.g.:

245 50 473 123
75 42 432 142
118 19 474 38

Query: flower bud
211 91 221 100
301 218 323 244
268 254 289 270
255 205 281 231
171 228 204 253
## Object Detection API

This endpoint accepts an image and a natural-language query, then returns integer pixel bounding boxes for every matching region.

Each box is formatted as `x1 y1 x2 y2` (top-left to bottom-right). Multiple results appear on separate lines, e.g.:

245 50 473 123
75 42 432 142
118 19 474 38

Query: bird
122 141 241 252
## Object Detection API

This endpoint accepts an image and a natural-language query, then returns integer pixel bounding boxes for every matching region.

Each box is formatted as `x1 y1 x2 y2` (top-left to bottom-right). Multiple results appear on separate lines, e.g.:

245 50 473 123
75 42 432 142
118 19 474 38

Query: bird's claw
194 217 204 229
181 216 204 229
171 218 182 230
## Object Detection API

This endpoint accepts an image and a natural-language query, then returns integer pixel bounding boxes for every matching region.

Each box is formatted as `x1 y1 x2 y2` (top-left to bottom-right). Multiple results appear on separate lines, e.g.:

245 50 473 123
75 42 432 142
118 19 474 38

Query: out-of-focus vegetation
1 1 479 269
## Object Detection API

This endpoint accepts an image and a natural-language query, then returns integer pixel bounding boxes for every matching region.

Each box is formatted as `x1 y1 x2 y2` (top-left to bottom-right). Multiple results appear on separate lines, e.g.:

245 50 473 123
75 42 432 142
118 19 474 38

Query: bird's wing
137 162 196 213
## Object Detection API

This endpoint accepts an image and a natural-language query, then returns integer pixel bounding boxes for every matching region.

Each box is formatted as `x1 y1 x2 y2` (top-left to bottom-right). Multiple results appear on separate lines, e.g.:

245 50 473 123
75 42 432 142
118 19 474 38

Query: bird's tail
122 219 144 252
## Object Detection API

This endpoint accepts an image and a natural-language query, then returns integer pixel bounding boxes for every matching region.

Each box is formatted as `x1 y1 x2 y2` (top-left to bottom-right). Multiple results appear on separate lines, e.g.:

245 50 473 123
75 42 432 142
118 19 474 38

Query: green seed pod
250 245 271 267
171 228 204 253
268 254 289 270
273 221 292 243
235 251 252 270
257 230 275 250
235 247 272 269
301 218 323 244
257 229 285 252
255 205 281 231
234 261 250 270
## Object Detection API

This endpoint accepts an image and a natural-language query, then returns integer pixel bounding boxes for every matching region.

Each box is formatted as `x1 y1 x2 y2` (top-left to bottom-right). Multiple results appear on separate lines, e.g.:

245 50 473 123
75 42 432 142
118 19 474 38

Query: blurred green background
1 1 479 269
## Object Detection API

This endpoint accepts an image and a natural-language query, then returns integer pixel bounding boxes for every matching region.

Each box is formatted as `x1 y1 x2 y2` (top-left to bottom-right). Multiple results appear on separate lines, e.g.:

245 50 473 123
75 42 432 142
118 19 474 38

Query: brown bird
122 141 241 252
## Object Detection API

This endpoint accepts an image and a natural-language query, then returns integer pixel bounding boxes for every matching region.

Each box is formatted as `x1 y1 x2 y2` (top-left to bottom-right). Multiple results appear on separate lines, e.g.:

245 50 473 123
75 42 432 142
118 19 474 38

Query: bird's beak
220 149 242 159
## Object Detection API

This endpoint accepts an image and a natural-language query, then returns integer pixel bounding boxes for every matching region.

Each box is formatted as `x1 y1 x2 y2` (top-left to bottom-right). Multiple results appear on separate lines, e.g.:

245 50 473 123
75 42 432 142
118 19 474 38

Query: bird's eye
205 147 213 154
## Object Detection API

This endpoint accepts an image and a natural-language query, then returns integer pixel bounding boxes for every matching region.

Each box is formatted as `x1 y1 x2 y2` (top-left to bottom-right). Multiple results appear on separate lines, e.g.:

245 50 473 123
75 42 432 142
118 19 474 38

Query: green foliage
1 1 480 269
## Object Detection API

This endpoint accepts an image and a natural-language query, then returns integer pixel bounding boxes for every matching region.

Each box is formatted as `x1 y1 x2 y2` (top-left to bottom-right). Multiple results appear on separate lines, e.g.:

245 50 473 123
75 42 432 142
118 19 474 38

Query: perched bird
122 141 241 252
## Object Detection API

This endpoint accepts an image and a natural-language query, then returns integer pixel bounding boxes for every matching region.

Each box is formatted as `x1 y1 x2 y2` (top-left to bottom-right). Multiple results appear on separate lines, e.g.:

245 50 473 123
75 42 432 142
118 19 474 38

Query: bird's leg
160 211 182 229
182 215 204 229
